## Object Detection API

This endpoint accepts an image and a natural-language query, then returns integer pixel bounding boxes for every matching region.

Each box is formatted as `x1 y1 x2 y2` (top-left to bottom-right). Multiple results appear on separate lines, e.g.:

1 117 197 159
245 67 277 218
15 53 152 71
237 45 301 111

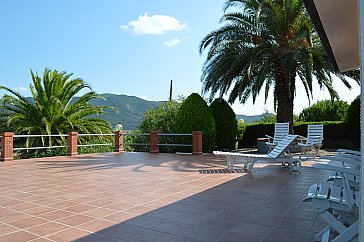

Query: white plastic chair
265 122 290 153
214 134 301 171
299 124 324 159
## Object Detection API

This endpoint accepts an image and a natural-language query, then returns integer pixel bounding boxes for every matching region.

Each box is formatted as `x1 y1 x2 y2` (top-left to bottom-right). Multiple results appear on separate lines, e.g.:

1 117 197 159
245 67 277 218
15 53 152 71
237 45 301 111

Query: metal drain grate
198 169 244 174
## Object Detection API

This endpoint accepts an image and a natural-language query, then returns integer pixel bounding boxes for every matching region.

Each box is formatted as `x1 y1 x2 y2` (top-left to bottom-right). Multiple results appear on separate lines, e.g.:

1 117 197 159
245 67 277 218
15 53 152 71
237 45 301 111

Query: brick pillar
192 131 203 155
150 131 159 153
67 132 78 156
114 131 124 152
0 132 14 161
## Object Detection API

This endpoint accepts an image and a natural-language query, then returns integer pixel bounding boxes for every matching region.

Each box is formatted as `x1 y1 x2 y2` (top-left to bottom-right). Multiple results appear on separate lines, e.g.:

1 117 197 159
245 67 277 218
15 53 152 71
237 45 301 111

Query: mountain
90 94 164 130
1 93 265 131
236 114 264 124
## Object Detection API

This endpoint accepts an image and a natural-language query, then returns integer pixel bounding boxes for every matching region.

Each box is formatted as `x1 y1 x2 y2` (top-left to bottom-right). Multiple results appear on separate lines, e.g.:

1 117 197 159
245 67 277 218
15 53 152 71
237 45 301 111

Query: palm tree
0 68 113 147
199 0 359 128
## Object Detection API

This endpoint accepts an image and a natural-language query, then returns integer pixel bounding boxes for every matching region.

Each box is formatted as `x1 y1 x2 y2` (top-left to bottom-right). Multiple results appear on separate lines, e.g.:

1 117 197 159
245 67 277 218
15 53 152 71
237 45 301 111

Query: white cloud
120 25 129 30
13 86 29 93
121 13 187 35
140 95 148 100
164 38 181 47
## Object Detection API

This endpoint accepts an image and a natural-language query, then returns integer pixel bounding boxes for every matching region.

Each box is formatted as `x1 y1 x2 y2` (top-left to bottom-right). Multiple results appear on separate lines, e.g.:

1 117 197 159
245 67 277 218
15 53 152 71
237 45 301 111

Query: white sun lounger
214 134 301 171
304 162 359 241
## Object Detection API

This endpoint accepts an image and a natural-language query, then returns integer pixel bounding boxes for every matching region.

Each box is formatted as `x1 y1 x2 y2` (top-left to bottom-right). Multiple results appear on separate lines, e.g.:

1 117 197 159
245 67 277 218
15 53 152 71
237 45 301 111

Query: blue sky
0 0 360 115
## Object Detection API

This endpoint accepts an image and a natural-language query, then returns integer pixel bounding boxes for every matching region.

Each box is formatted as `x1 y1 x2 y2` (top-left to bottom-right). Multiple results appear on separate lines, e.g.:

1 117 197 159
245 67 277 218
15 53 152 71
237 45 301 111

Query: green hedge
238 121 357 149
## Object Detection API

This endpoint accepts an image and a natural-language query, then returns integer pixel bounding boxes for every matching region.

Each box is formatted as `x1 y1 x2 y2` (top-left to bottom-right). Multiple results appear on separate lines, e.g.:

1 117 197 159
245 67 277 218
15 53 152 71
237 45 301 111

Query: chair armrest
265 135 274 143
337 149 361 156
313 163 360 176
296 136 307 144
320 156 360 166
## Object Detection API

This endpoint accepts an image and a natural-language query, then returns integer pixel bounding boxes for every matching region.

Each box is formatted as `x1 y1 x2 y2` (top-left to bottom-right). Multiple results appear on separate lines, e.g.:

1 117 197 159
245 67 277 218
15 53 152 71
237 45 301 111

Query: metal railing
0 131 202 160
158 133 193 147
77 133 114 148
13 134 68 151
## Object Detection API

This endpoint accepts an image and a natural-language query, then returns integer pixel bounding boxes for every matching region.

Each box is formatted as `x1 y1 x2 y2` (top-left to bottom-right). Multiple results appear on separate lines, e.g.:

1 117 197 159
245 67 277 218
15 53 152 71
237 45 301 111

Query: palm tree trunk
274 64 296 133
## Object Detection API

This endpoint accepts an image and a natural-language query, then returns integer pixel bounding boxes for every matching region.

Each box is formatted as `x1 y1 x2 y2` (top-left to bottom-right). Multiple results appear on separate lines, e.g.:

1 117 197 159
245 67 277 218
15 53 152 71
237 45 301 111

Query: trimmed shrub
210 98 237 150
238 121 356 149
238 123 274 147
139 101 181 133
346 96 361 146
298 100 349 122
174 93 216 152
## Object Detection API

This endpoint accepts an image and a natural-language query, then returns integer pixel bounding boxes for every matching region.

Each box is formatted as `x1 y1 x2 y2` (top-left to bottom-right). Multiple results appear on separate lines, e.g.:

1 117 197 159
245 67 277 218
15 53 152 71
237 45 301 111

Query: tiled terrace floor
0 152 328 242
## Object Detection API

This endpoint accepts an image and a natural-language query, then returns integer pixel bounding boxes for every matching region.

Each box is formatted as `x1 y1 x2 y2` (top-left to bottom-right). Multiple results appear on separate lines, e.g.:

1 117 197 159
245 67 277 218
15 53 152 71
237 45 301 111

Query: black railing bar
14 134 68 138
157 144 193 147
123 133 150 136
14 145 67 151
159 134 192 136
78 134 115 137
78 144 113 147
123 143 149 146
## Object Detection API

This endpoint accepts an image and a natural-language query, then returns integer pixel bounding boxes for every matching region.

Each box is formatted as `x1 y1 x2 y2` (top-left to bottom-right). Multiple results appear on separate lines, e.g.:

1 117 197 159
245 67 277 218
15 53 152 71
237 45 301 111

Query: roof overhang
303 0 359 72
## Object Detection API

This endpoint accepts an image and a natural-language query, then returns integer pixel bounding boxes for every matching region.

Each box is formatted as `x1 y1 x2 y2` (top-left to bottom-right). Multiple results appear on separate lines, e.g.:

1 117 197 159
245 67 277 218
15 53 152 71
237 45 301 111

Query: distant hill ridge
92 94 263 130
1 93 264 130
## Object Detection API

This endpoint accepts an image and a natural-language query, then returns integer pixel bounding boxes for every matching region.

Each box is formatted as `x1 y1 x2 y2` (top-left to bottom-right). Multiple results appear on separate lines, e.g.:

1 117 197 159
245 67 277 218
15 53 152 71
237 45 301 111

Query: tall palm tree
0 68 113 147
199 0 359 128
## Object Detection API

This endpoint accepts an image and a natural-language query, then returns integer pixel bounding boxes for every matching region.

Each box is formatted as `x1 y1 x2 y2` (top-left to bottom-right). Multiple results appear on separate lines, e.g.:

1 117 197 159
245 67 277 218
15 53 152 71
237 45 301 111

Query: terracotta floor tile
264 227 309 242
152 221 194 235
0 152 325 241
8 216 48 229
0 230 39 241
81 207 119 218
103 212 138 223
23 206 56 216
45 228 91 241
276 217 314 231
217 232 261 242
0 223 19 236
48 201 78 209
38 210 75 221
128 229 177 242
64 204 97 213
244 214 282 227
56 214 95 226
182 226 226 242
97 223 148 240
230 222 272 237
26 222 70 237
76 219 116 233
0 212 32 223
73 232 121 242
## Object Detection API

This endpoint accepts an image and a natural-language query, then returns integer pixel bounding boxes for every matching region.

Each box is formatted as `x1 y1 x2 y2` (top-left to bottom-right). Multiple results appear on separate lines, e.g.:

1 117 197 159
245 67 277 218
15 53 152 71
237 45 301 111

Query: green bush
346 96 361 146
139 101 181 133
238 123 275 147
238 121 356 148
174 93 216 152
210 98 237 150
298 100 349 122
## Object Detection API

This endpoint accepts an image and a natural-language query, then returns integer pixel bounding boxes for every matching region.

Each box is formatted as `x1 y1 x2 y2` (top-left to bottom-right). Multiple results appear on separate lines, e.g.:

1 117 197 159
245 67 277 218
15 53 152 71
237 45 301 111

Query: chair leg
332 221 358 242
315 225 331 242
320 211 347 234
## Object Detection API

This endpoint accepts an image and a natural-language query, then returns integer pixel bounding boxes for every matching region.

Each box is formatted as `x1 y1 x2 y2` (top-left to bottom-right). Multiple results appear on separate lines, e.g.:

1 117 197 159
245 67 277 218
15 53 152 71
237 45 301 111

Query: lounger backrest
307 124 324 144
273 122 290 143
268 134 298 158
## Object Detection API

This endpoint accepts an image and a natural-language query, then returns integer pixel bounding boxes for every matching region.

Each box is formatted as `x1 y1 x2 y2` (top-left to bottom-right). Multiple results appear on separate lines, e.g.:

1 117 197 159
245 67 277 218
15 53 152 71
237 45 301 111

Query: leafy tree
210 98 237 150
255 109 276 124
298 100 349 122
139 101 181 133
174 93 216 152
346 96 360 146
0 68 113 147
199 0 359 129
